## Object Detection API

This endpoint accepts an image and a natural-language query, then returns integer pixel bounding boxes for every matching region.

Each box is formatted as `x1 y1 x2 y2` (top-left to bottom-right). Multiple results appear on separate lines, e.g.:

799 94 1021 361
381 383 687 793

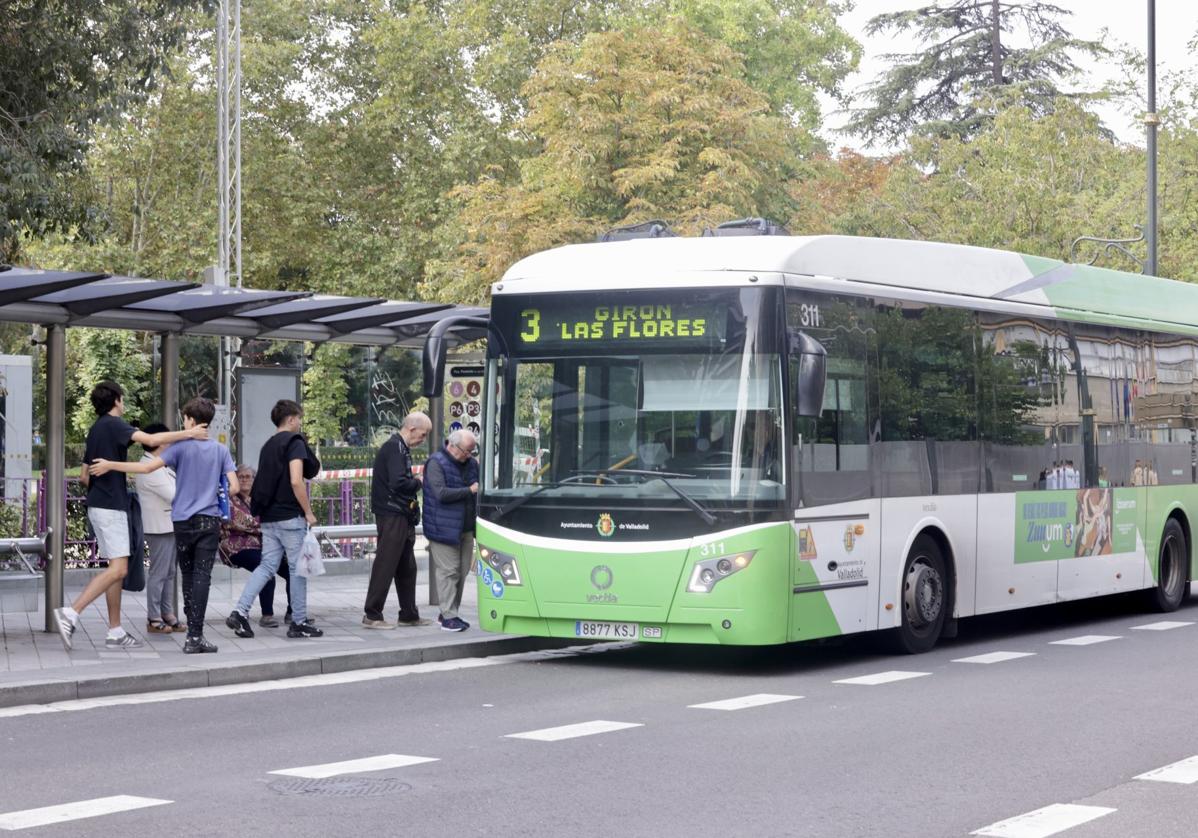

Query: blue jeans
235 517 308 624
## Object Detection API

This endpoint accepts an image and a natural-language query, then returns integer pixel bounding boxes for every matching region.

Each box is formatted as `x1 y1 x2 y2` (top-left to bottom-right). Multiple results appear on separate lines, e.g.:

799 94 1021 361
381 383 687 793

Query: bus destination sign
516 302 725 349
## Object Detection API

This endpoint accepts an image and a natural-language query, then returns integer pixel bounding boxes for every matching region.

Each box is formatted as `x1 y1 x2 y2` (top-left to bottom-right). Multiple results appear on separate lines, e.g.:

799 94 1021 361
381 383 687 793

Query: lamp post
1145 0 1158 276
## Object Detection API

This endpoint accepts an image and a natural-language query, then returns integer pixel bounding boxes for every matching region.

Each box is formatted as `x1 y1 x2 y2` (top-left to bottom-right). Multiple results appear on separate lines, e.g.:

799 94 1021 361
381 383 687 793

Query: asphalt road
3 593 1198 837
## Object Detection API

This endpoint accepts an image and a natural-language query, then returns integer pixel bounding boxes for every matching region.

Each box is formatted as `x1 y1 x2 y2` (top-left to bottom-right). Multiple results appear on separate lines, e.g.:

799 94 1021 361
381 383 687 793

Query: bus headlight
687 551 756 593
479 545 522 586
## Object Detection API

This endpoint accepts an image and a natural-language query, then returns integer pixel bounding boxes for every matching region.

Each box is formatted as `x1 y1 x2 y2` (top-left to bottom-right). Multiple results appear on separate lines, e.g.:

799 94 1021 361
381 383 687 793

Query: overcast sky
826 0 1198 150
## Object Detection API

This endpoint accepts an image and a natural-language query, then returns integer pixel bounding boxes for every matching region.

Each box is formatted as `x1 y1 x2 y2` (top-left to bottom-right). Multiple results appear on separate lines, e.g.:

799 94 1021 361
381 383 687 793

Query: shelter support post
44 325 66 631
160 332 179 428
427 392 443 607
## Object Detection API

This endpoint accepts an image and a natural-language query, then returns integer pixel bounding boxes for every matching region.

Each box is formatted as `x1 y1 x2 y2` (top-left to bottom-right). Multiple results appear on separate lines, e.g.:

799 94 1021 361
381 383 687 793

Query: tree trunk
990 0 1003 84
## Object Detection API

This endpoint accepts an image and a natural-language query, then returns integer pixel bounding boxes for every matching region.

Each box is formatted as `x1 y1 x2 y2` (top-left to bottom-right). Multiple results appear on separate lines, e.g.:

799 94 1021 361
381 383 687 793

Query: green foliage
66 329 153 442
0 0 209 261
301 342 353 445
847 1 1106 146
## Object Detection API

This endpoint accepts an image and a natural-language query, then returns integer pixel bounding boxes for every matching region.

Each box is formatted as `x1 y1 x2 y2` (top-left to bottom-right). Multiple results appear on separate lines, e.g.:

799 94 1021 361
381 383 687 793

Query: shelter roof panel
316 302 450 335
33 276 196 317
0 267 110 306
245 294 385 330
124 285 311 323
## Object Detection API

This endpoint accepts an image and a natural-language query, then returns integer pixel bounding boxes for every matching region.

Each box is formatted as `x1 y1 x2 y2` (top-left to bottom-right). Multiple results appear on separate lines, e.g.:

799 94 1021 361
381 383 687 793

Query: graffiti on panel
370 365 409 442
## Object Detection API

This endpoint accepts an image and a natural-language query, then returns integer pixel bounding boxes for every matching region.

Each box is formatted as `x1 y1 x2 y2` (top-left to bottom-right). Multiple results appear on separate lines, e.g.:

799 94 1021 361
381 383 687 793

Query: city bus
424 232 1198 652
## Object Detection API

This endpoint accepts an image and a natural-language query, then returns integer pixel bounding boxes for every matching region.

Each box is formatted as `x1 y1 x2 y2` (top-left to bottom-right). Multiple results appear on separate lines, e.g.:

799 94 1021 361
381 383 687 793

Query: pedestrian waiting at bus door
134 422 186 635
423 429 479 633
89 397 238 655
54 381 208 653
220 464 291 628
227 399 324 640
363 411 431 629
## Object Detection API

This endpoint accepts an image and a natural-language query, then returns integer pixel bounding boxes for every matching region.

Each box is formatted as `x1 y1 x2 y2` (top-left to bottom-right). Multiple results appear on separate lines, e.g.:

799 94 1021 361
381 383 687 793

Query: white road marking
971 803 1116 837
953 651 1036 665
0 645 606 719
270 754 437 778
1049 635 1121 646
506 720 642 741
1136 755 1198 784
833 670 930 686
1130 621 1194 631
0 796 171 830
688 693 802 711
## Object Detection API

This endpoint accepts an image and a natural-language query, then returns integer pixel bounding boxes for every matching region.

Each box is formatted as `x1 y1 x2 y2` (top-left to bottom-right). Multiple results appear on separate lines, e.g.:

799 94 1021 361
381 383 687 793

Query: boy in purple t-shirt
90 397 238 654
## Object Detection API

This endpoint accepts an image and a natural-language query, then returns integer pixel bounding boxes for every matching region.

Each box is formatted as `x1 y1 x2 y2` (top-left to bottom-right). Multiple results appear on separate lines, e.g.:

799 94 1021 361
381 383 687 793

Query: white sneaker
52 607 75 651
104 633 143 649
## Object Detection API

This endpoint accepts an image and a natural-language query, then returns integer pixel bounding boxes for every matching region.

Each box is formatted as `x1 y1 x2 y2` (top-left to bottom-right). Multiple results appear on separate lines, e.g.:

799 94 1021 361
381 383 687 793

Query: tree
302 342 353 446
846 1 1105 146
0 0 208 262
427 20 807 304
66 329 153 442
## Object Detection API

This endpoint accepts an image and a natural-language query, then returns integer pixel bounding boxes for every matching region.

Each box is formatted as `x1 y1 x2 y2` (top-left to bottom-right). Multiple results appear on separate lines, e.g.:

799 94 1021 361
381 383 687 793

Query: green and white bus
425 233 1198 652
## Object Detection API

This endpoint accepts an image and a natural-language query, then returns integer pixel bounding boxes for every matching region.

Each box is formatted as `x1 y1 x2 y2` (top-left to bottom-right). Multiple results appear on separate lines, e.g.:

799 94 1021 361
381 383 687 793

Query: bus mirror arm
790 329 827 417
422 316 492 397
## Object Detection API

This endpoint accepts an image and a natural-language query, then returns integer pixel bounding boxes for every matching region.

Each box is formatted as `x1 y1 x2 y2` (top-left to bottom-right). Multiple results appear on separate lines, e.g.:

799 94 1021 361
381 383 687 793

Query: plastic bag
298 530 326 578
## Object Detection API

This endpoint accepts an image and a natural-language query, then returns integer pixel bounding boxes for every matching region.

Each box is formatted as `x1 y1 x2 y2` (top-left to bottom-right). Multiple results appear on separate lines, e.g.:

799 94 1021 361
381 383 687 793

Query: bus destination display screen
514 301 727 352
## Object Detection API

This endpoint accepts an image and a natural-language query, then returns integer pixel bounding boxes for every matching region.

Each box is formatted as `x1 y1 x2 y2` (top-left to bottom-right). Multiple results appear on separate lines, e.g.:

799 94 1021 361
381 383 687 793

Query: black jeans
228 548 291 616
175 515 221 640
364 513 418 622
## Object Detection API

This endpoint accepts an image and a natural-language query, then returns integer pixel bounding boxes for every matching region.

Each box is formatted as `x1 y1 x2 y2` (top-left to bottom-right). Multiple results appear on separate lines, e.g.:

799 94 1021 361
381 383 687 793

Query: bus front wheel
889 536 947 654
1150 519 1188 613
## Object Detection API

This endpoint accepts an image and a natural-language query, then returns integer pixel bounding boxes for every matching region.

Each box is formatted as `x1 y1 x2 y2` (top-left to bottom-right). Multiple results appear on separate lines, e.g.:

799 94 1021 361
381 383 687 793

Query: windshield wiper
607 469 716 525
493 473 620 520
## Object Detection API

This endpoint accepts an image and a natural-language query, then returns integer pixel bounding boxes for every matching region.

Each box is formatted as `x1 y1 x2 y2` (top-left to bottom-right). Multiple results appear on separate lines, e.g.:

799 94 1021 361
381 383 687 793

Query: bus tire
888 535 948 654
1150 518 1188 613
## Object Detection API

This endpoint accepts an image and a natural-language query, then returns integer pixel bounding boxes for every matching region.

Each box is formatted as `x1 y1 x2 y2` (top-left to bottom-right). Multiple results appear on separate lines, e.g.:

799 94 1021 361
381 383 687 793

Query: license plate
574 620 638 639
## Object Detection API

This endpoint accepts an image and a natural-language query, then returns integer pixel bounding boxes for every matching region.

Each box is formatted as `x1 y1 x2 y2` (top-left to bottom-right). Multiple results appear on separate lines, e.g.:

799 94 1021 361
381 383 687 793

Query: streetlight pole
1145 0 1158 276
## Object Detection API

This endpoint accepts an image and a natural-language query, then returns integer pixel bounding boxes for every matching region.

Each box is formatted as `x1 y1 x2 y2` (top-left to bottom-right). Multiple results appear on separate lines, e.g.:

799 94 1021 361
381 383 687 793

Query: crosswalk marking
833 670 930 686
506 720 642 741
971 803 1116 837
688 693 802 711
0 796 171 831
1048 635 1121 646
1135 755 1198 784
953 651 1036 665
1130 620 1194 631
269 754 438 779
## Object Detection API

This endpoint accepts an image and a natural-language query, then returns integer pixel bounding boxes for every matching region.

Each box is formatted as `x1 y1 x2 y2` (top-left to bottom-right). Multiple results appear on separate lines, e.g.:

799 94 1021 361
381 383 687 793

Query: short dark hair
270 399 302 427
140 422 170 452
90 381 124 416
182 397 216 426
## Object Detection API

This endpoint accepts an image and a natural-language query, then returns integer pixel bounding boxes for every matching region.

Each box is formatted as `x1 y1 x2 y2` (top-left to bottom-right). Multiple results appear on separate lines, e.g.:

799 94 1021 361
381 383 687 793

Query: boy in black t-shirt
52 381 207 652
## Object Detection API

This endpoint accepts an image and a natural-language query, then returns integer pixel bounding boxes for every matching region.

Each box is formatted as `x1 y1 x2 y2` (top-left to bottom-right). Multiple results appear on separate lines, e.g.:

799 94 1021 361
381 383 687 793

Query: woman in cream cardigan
135 423 185 633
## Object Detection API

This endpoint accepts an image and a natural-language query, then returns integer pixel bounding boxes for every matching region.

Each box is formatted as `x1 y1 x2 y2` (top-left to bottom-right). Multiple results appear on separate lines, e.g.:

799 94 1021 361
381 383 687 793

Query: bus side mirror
790 329 827 417
422 315 490 397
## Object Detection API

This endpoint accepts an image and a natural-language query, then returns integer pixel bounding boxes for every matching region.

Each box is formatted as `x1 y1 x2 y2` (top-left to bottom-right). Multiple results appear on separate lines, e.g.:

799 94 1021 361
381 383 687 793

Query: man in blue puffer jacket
422 429 479 632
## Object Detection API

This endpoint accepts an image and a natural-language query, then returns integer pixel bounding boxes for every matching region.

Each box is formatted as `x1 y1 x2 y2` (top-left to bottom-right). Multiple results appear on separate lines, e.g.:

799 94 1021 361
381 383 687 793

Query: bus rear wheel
889 536 947 654
1150 519 1188 613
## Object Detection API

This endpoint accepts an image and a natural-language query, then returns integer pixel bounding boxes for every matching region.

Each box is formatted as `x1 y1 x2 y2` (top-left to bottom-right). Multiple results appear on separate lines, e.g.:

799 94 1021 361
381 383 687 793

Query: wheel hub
905 561 943 628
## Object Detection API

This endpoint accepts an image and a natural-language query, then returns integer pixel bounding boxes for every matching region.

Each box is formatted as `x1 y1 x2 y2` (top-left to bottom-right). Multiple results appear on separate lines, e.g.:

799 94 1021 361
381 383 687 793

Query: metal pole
160 332 181 617
44 325 65 631
1145 0 1158 276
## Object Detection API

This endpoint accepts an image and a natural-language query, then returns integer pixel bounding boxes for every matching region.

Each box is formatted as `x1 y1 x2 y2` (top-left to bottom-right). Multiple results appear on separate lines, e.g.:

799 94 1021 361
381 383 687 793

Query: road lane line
970 803 1116 837
953 652 1036 665
506 720 642 741
0 796 171 830
1048 635 1121 646
270 754 438 778
1135 755 1198 783
1130 621 1194 631
833 671 930 686
688 694 802 711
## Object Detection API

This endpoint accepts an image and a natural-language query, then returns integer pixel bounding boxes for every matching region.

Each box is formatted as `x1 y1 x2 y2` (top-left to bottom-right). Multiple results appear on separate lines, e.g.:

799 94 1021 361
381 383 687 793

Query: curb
0 635 580 709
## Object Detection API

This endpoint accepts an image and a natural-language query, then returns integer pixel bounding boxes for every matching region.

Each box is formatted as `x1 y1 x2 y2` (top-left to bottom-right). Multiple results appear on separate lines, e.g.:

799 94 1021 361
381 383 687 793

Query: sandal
147 620 173 634
163 618 188 633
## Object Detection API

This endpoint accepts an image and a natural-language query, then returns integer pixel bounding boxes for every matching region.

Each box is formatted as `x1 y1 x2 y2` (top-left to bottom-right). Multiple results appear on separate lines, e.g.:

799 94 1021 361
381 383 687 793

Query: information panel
514 301 726 352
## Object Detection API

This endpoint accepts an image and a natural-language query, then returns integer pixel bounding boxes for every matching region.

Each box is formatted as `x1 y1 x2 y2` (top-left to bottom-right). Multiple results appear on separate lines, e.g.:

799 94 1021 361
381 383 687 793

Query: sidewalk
0 555 563 709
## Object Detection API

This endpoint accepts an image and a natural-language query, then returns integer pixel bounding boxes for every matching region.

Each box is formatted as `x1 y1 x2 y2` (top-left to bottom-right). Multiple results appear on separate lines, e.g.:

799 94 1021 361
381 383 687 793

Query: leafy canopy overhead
847 0 1106 145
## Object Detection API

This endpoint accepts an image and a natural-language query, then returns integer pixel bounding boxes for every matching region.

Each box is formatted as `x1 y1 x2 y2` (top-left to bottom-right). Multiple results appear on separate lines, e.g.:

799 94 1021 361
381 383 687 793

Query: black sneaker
183 636 218 654
287 621 324 638
225 610 254 638
284 608 315 626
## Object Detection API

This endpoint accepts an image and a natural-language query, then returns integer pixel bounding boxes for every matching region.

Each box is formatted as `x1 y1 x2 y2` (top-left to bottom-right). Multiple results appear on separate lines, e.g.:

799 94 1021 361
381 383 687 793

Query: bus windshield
484 287 784 504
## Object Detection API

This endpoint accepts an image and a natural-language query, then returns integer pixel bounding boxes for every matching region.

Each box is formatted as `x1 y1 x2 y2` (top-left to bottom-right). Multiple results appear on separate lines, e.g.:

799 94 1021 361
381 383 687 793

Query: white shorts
88 507 130 560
